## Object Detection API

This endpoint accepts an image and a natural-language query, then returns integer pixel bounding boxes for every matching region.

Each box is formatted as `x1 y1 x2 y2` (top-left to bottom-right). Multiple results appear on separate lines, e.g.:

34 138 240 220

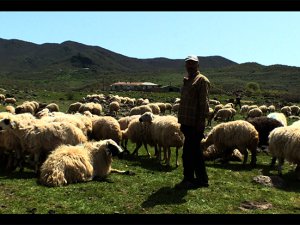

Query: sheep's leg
277 158 284 176
241 148 248 165
175 147 179 167
157 145 162 162
249 147 257 167
131 142 142 157
270 157 277 167
166 147 171 167
34 152 40 174
143 143 151 158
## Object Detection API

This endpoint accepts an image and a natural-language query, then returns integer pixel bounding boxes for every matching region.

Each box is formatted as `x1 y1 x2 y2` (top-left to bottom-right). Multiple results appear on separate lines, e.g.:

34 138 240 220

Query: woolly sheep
267 112 287 126
0 117 87 173
213 104 223 114
78 102 102 116
206 107 214 126
172 103 180 113
129 105 152 116
118 115 140 151
3 98 16 105
290 105 300 116
155 103 166 114
45 103 60 112
268 126 300 180
67 102 83 114
147 103 161 115
165 103 172 114
267 105 276 113
214 108 232 122
109 101 120 116
258 105 268 115
203 145 243 163
139 112 184 167
39 139 127 187
5 106 15 114
201 120 259 167
291 120 300 127
90 116 122 145
247 108 263 118
240 105 249 116
280 106 292 117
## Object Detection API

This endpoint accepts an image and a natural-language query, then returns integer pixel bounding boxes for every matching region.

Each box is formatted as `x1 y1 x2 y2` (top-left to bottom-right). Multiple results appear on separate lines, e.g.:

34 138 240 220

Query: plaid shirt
178 71 210 130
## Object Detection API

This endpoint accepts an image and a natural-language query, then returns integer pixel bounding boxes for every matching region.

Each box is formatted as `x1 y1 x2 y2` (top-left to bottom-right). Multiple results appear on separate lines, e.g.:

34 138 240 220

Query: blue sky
1 12 300 67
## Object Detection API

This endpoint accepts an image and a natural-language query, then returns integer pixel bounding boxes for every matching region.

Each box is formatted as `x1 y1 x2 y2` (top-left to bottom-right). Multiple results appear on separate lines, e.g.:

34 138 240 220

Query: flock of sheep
0 92 299 188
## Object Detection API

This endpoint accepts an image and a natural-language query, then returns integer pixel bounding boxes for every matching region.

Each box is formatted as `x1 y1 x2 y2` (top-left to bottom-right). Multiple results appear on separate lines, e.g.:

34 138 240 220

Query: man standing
176 55 210 190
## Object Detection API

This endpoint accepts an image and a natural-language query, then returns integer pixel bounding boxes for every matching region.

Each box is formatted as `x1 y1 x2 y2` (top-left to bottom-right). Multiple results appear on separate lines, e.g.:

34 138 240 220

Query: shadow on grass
0 169 36 180
141 186 187 208
122 153 178 172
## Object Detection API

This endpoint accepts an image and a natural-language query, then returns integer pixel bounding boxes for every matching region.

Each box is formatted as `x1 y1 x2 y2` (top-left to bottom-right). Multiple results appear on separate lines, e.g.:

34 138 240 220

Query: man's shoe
174 180 197 190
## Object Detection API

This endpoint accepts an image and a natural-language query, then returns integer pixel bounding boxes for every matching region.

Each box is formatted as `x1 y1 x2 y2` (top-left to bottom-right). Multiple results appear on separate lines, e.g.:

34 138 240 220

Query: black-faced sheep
39 139 127 187
201 120 259 167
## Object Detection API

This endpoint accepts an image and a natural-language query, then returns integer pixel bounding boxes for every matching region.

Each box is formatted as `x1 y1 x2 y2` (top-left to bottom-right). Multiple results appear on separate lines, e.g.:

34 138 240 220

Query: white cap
185 55 199 62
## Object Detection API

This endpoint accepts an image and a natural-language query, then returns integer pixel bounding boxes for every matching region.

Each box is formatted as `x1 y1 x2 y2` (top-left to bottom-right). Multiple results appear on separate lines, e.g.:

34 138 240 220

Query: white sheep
214 108 232 122
280 106 292 117
268 126 300 180
109 101 120 116
247 107 263 118
67 102 83 114
0 117 87 173
129 105 152 116
39 139 128 187
290 105 300 116
201 120 259 167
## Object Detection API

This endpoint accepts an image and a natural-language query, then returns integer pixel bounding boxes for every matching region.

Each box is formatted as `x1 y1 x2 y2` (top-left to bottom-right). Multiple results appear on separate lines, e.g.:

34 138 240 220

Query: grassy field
0 88 299 216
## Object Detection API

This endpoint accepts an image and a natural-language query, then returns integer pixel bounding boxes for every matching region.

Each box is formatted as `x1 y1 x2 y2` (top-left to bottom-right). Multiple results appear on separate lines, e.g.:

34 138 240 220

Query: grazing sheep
268 126 300 180
267 105 276 113
67 102 83 114
46 103 60 112
247 108 263 119
213 104 224 114
172 103 180 113
0 117 87 173
78 102 102 116
206 107 214 126
247 116 284 147
156 103 166 114
214 108 232 122
147 103 161 115
280 106 292 117
118 115 140 151
39 139 128 187
267 112 287 126
15 101 36 115
3 98 17 106
129 105 152 116
240 105 249 116
201 120 259 167
165 103 172 114
258 105 268 115
109 101 120 116
290 105 300 116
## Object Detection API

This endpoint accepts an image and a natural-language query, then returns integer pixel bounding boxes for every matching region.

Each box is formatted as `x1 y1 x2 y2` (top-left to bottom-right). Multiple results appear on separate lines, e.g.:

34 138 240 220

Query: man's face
185 60 198 75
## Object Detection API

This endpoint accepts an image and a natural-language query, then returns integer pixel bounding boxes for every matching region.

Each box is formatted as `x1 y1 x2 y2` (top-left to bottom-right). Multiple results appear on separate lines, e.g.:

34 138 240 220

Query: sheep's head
0 118 17 131
139 112 154 123
104 139 124 159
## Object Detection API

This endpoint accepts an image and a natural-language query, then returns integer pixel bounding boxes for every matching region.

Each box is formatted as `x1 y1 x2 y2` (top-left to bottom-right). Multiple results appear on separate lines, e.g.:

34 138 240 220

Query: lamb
267 112 287 126
89 116 122 145
0 117 87 173
201 120 259 167
203 145 243 163
268 126 300 180
246 116 284 148
39 139 128 187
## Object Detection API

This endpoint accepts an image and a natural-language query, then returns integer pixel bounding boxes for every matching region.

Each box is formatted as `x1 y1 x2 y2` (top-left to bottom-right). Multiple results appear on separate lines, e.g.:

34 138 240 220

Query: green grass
0 140 299 214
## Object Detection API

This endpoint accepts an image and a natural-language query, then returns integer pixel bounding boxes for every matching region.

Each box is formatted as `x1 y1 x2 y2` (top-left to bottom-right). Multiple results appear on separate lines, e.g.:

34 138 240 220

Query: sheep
172 103 180 113
0 94 5 102
258 105 268 115
165 103 172 114
268 126 300 180
139 112 184 167
0 117 87 173
280 106 292 117
155 103 166 114
291 120 300 127
214 108 232 122
246 116 284 149
39 139 128 187
147 103 161 115
240 105 249 116
203 145 243 163
267 105 276 113
267 112 287 126
15 101 36 115
90 116 122 145
3 98 16 106
67 102 83 114
206 107 214 126
5 105 15 114
118 115 140 151
290 105 300 116
109 101 120 116
78 102 102 116
45 103 60 112
213 104 224 114
201 120 259 167
129 105 152 116
247 108 263 119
